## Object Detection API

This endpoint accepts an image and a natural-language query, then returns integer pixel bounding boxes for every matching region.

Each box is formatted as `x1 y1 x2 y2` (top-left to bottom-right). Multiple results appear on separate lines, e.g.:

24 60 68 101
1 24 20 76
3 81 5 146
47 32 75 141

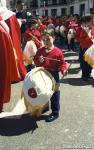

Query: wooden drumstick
39 55 61 62
42 56 61 62
61 63 71 79
28 33 42 45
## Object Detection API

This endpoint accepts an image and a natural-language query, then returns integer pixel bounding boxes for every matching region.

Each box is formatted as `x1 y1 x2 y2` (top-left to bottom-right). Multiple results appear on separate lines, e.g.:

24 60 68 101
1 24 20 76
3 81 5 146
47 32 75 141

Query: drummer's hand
21 19 26 23
62 70 68 79
39 55 44 63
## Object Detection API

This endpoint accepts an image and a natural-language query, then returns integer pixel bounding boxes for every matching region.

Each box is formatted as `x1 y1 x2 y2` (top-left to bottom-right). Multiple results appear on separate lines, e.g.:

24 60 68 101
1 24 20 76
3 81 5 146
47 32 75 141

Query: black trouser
50 71 60 116
68 38 74 51
79 48 92 78
25 64 36 72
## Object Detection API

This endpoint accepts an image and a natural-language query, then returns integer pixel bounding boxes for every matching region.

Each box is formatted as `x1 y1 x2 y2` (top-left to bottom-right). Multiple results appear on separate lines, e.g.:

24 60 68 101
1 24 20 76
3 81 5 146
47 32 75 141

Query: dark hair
17 0 24 5
43 29 55 38
46 29 55 37
74 14 80 20
80 15 93 24
28 19 37 28
85 15 93 23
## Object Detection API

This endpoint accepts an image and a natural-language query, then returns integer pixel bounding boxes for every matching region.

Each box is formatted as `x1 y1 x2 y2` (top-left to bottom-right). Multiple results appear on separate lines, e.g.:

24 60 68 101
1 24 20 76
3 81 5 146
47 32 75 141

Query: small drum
67 28 75 44
60 25 66 37
84 44 94 68
55 26 60 34
22 67 55 116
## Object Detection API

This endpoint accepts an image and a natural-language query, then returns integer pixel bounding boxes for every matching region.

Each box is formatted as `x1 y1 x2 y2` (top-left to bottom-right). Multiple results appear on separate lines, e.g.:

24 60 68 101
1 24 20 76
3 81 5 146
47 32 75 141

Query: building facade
6 0 94 16
27 0 94 16
6 0 17 9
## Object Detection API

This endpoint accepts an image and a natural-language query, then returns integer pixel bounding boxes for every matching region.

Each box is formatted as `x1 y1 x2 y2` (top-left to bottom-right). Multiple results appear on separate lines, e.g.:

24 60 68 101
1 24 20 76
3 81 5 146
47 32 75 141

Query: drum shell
22 67 55 108
84 44 94 68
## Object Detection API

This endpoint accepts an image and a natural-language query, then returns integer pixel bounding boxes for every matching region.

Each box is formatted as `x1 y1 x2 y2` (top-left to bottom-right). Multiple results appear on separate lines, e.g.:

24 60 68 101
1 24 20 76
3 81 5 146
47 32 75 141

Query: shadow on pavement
0 114 48 136
65 59 79 64
68 67 80 75
60 77 94 86
64 52 78 57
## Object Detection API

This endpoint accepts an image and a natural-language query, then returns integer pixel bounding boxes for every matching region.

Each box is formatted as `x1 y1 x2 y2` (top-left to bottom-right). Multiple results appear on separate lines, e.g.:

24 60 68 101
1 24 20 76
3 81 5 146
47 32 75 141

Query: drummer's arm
61 62 69 79
58 51 69 78
34 48 45 66
23 40 38 65
90 36 94 42
23 52 33 64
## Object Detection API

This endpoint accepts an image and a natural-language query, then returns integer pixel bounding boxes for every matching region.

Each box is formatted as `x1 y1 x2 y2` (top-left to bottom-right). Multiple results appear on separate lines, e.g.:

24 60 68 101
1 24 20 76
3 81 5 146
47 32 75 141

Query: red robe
38 23 46 33
0 23 12 111
75 27 93 49
24 28 42 47
5 15 27 83
90 26 94 36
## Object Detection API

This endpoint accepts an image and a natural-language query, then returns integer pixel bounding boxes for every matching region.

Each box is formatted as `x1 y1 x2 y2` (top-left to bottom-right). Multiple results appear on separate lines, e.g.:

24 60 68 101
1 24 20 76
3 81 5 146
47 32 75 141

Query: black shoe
45 114 59 122
82 77 89 81
88 76 93 80
82 76 93 81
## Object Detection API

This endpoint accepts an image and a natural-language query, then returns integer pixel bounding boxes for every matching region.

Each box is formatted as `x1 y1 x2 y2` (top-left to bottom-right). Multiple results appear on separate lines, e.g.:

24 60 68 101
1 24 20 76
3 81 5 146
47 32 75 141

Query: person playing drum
34 29 68 122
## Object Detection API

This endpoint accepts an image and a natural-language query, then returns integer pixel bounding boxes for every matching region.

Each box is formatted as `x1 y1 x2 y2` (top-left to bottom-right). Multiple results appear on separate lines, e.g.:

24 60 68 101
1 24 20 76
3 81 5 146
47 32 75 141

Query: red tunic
38 23 46 33
0 16 2 21
69 20 80 30
24 28 42 47
34 46 68 74
5 15 27 82
46 19 53 26
75 27 93 49
0 23 12 110
90 26 94 36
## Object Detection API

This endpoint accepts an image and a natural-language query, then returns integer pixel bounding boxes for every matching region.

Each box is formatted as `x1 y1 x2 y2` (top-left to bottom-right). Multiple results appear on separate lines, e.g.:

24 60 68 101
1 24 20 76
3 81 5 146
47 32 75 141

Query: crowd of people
0 0 94 122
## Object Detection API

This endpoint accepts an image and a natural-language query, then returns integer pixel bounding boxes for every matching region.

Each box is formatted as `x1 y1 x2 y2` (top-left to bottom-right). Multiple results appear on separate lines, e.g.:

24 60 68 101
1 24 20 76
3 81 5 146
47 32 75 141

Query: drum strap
55 83 60 91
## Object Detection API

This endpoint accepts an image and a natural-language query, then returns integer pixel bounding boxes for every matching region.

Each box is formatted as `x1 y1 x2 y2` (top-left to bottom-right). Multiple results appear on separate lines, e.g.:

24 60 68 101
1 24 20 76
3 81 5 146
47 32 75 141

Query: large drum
84 44 94 68
22 67 55 116
0 67 55 118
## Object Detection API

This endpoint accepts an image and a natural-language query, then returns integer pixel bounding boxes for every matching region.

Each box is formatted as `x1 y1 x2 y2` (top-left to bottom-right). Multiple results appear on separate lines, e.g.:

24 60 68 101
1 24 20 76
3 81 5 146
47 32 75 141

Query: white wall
73 2 79 14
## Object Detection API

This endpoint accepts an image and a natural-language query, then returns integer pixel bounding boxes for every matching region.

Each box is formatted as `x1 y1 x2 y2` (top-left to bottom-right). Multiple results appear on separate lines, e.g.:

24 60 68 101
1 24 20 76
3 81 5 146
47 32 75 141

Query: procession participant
16 0 30 49
0 4 27 82
23 39 37 72
36 16 46 33
34 30 68 122
67 15 80 51
16 0 27 34
59 23 66 47
24 19 42 48
88 16 94 42
0 16 16 112
75 15 93 81
47 18 55 30
89 26 94 43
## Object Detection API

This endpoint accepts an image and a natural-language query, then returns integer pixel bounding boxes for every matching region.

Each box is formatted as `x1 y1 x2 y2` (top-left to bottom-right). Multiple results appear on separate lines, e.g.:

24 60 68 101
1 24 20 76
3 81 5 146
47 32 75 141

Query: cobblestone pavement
0 49 94 150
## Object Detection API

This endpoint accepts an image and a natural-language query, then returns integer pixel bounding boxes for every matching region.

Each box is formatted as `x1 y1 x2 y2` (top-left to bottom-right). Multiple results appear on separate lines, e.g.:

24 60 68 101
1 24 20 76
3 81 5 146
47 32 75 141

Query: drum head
23 67 55 106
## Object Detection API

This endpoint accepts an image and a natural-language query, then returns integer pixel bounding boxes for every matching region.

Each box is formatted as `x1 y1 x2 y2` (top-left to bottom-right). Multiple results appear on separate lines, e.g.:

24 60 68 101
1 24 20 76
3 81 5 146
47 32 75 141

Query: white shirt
24 40 37 57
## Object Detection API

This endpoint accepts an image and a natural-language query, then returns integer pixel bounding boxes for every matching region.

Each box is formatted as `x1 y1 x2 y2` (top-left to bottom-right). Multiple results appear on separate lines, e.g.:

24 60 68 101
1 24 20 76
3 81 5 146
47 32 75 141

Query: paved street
0 49 94 150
